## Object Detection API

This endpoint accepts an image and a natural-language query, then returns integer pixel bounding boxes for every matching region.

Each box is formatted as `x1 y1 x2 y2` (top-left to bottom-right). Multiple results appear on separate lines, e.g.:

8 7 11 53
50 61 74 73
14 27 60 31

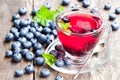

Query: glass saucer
45 39 110 74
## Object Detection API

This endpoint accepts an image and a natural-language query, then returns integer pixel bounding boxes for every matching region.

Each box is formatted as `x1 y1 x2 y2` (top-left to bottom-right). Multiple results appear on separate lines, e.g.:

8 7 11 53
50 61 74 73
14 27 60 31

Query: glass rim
55 8 104 36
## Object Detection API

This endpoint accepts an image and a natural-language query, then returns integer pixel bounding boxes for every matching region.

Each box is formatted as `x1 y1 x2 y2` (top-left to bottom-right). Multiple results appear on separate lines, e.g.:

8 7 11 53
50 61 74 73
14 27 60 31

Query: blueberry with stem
61 0 70 6
35 57 45 66
18 7 27 15
5 33 14 41
109 13 116 21
104 2 112 10
55 59 64 67
41 68 50 78
12 53 22 63
115 7 120 14
111 22 120 31
25 65 35 74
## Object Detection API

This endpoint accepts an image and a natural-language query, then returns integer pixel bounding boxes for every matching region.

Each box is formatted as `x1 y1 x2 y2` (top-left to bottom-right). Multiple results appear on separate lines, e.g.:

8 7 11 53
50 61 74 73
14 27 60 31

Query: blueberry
20 49 29 57
49 50 58 57
104 2 112 10
55 44 63 51
25 51 34 61
34 31 40 38
20 19 28 27
23 41 32 49
46 34 55 40
71 4 80 11
15 69 24 77
109 13 116 21
82 0 91 8
26 18 32 25
10 27 18 34
41 68 50 78
29 27 36 33
46 38 53 46
25 32 34 40
55 75 64 80
63 57 73 66
30 38 37 45
115 7 120 14
35 26 43 32
18 37 27 43
55 59 64 67
35 57 45 66
48 21 56 30
26 25 31 29
35 49 44 57
57 51 65 59
13 47 21 53
13 19 20 29
19 29 28 37
52 29 57 38
91 7 99 12
12 13 20 20
18 7 27 15
30 22 39 28
61 0 70 6
31 8 37 16
5 33 14 41
62 17 70 23
33 42 42 50
46 21 51 27
12 53 22 63
37 34 47 44
13 31 19 39
111 22 120 31
25 65 35 74
5 50 13 57
21 25 30 32
44 3 51 9
12 41 21 49
46 34 54 46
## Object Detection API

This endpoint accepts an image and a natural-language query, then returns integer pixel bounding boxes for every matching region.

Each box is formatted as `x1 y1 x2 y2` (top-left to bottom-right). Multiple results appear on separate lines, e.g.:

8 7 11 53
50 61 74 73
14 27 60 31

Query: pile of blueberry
5 6 58 78
50 44 73 67
5 6 57 58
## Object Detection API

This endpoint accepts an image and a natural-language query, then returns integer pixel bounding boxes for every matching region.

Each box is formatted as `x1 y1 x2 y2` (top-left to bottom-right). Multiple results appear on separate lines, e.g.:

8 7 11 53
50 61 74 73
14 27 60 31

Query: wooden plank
0 0 33 80
33 0 59 80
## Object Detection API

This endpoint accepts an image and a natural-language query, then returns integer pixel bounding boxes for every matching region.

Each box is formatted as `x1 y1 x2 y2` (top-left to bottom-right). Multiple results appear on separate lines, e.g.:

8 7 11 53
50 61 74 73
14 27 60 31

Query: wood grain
0 0 120 80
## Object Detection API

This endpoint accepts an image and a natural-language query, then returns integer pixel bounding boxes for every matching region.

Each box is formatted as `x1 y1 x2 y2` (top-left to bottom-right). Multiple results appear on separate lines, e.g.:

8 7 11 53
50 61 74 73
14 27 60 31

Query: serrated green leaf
60 20 70 30
42 53 56 66
32 16 41 23
32 5 64 26
40 17 47 26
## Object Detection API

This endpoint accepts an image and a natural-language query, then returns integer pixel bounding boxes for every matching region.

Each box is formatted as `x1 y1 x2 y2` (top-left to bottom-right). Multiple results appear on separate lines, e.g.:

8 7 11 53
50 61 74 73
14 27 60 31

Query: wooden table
0 0 120 80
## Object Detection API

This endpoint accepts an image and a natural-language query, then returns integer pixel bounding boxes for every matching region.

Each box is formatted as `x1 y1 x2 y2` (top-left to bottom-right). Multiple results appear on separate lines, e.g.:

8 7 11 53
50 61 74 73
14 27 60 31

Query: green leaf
60 21 70 30
32 5 64 26
40 17 47 26
32 16 41 23
42 53 56 66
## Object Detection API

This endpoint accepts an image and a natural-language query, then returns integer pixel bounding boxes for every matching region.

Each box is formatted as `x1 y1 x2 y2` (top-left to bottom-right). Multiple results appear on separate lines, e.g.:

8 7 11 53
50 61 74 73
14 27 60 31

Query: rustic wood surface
0 0 120 80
